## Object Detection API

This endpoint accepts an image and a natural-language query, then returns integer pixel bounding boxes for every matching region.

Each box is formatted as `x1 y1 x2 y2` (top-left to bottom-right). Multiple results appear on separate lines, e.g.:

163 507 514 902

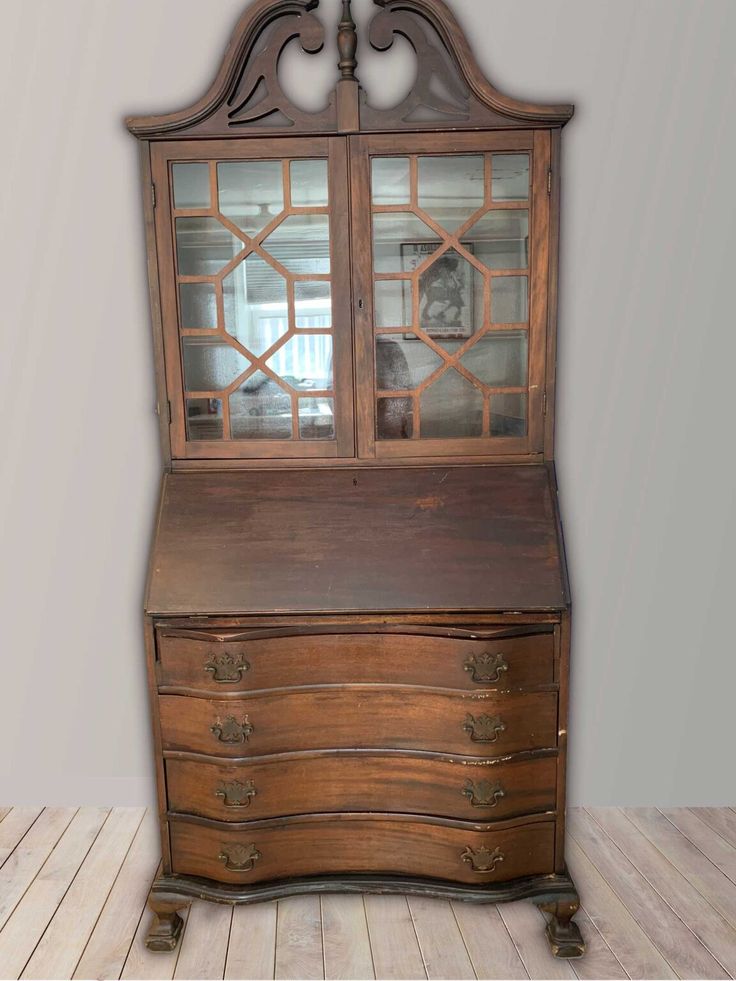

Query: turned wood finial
337 0 358 80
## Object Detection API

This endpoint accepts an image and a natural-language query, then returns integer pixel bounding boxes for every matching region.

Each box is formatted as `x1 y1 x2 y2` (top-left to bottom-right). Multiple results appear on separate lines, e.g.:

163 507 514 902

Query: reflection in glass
377 397 413 439
172 163 210 210
466 210 529 269
229 371 292 440
372 213 441 273
294 281 331 328
460 331 528 387
217 160 284 237
376 336 442 391
491 154 529 201
223 255 288 357
186 398 223 441
491 392 527 437
181 338 249 392
291 159 328 207
262 215 330 274
374 280 411 328
175 217 243 276
371 157 411 206
418 155 484 232
267 335 333 390
492 276 528 323
298 397 335 439
420 369 482 438
179 282 217 329
418 248 484 337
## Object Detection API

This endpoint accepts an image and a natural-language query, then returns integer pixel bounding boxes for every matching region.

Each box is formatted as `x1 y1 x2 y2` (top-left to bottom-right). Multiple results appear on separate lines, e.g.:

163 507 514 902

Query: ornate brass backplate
210 716 254 743
218 842 262 872
463 651 508 684
462 713 506 743
205 651 250 684
462 778 505 807
461 844 505 873
215 779 257 807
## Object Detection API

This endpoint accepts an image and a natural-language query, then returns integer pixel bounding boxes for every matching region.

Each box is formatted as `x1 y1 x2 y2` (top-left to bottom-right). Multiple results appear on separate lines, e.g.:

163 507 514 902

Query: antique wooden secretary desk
127 0 582 958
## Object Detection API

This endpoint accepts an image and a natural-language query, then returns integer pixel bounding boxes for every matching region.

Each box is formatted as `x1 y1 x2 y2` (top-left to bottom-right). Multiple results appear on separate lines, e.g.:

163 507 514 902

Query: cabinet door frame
151 136 355 460
350 130 551 461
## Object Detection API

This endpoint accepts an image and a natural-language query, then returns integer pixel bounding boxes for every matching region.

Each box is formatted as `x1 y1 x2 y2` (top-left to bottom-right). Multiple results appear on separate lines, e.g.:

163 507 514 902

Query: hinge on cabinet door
543 391 548 415
157 400 172 424
547 169 552 195
151 183 157 209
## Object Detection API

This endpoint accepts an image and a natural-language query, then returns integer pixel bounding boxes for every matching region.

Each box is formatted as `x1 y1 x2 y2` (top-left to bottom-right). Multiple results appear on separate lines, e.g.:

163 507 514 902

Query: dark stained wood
146 465 568 615
126 0 573 141
157 628 554 693
168 813 556 885
166 752 557 822
159 688 558 758
129 0 581 958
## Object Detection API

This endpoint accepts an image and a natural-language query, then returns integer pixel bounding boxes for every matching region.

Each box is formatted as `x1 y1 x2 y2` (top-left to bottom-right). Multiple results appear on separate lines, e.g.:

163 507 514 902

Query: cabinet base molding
145 870 584 957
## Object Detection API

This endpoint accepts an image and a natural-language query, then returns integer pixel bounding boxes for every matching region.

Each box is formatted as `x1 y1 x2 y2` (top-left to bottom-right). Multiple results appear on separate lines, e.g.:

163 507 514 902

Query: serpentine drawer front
168 815 557 886
157 630 555 694
165 754 558 822
158 689 559 758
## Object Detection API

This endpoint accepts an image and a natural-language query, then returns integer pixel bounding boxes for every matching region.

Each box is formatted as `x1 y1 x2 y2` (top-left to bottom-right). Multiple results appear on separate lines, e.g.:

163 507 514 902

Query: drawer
166 754 557 822
157 629 554 694
159 689 558 758
169 814 556 885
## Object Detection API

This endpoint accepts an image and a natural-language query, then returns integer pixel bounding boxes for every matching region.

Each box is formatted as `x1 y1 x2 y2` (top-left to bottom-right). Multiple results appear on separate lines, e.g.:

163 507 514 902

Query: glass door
351 131 550 459
151 137 354 460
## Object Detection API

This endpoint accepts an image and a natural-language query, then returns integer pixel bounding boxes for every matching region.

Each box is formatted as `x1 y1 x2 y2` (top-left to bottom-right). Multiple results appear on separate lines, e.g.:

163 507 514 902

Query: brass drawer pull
462 779 505 807
461 845 505 873
215 779 256 808
218 842 261 872
210 716 253 743
205 651 250 684
463 713 505 743
464 651 508 684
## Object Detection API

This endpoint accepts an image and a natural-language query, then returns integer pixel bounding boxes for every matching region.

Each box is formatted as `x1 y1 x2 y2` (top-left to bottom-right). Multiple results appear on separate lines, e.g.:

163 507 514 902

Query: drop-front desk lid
146 465 569 616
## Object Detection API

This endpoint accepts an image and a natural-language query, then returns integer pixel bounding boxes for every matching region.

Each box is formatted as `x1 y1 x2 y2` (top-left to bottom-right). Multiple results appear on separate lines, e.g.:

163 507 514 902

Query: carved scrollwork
462 779 505 808
218 842 262 872
366 5 470 123
215 779 257 808
210 716 254 744
227 8 332 129
463 651 508 685
461 844 505 873
462 713 506 743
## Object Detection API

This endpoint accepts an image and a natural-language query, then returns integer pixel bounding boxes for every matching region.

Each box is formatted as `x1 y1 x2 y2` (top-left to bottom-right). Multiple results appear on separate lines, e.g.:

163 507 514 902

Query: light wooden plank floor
0 808 734 980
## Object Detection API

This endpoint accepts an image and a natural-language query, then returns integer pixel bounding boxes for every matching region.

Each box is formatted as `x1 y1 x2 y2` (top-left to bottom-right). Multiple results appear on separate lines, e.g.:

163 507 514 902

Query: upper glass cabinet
151 138 353 460
151 130 550 462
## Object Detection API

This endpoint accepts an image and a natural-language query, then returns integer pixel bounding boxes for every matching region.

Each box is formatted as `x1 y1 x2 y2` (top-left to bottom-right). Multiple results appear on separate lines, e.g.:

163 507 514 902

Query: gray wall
0 0 734 806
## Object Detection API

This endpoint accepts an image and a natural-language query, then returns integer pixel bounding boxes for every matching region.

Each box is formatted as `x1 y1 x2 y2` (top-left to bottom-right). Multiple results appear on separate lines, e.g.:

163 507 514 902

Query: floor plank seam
584 808 733 981
69 808 148 980
0 808 44 872
568 818 685 980
18 808 114 978
631 808 736 932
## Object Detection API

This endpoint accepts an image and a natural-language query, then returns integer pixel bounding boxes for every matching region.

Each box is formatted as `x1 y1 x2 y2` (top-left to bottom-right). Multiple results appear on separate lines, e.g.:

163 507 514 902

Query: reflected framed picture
401 242 475 339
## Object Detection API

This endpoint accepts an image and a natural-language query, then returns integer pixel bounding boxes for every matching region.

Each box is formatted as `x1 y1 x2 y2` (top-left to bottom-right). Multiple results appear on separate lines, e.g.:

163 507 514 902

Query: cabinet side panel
139 141 172 468
545 128 562 460
555 610 571 872
144 615 172 873
529 130 551 454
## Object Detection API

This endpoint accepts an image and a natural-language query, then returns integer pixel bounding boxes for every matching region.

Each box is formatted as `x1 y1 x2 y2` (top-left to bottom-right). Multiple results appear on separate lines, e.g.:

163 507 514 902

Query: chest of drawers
141 467 583 957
